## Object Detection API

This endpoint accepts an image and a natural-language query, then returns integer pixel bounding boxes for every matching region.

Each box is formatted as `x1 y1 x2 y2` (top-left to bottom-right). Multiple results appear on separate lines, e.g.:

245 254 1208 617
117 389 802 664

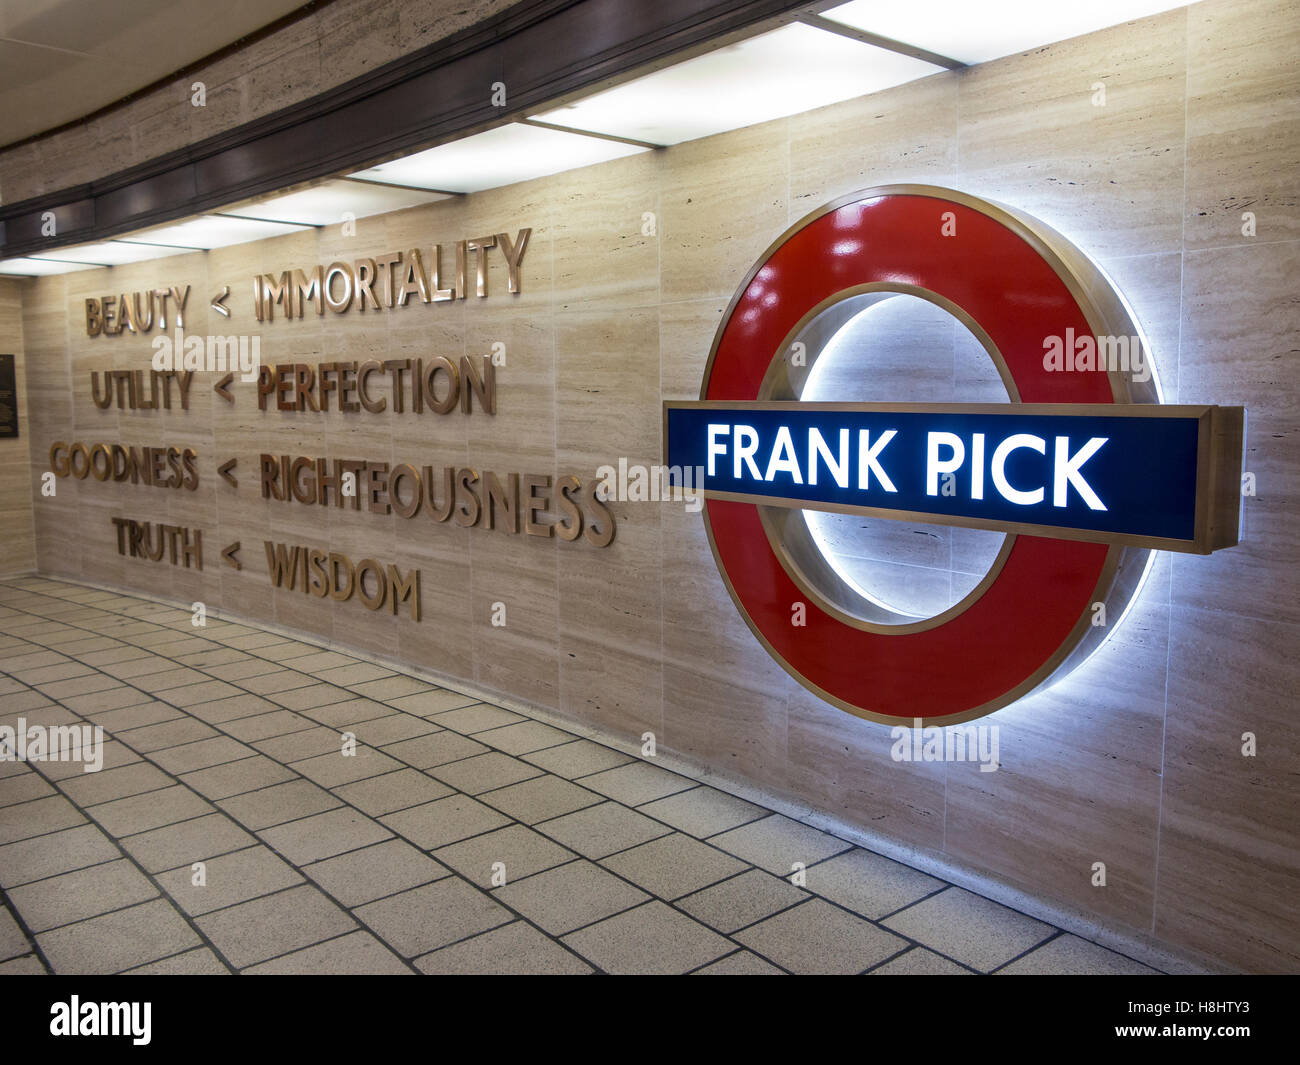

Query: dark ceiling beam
0 0 814 260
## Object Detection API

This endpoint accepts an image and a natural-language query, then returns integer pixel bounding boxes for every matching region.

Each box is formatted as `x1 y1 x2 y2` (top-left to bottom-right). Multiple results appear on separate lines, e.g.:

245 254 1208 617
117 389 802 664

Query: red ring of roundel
703 191 1114 722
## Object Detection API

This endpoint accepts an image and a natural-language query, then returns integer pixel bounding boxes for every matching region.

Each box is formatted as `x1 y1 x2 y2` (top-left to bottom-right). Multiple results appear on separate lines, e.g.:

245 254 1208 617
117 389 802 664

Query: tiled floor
0 576 1161 975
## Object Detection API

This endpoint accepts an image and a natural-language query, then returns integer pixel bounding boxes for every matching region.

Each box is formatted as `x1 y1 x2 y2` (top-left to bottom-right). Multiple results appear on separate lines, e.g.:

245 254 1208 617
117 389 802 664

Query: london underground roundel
663 186 1244 726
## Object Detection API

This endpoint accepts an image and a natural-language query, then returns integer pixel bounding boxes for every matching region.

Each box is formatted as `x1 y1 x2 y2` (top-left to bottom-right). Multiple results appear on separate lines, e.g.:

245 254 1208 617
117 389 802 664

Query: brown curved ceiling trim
0 0 811 260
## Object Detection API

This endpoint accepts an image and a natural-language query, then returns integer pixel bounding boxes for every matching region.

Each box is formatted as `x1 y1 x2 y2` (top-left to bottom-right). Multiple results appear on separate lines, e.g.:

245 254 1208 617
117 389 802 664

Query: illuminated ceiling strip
348 122 649 194
109 240 199 251
216 212 323 227
0 257 99 275
215 176 459 229
12 238 199 271
517 118 666 151
797 13 965 69
114 239 207 251
812 0 1196 66
29 256 112 267
111 214 313 250
530 23 943 147
339 176 462 197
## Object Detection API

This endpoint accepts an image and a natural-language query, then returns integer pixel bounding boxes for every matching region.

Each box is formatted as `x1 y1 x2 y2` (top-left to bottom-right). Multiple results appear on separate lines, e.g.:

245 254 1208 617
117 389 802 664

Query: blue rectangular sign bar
664 402 1242 551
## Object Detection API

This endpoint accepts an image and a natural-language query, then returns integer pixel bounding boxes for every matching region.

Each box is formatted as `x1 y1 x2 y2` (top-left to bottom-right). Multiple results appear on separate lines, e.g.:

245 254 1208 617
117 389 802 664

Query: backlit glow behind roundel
666 185 1243 726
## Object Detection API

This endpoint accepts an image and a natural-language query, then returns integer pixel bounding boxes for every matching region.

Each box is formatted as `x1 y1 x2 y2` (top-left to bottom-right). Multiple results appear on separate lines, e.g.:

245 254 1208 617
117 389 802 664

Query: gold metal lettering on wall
59 217 607 635
51 442 199 490
111 517 203 568
254 357 496 415
85 287 190 337
256 453 615 548
264 542 421 621
252 230 531 322
89 370 193 410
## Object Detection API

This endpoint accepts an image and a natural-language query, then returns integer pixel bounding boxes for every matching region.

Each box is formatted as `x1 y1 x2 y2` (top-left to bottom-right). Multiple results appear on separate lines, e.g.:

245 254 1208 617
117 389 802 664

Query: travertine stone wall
0 278 35 575
14 0 1300 972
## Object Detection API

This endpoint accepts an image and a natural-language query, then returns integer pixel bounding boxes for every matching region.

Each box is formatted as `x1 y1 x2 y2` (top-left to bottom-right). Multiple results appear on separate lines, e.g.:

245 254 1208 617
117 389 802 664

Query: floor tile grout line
17 705 925 957
294 846 459 910
195 862 444 927
0 809 98 847
112 809 220 840
873 882 955 923
625 781 712 806
696 809 803 841
551 891 797 976
714 894 817 940
671 863 770 904
864 885 1119 973
231 925 401 974
3 616 422 972
9 758 243 974
536 828 1061 974
111 941 222 976
482 838 808 971
986 928 1068 975
9 839 267 894
70 778 186 808
211 794 346 833
680 946 746 975
17 886 186 939
12 609 764 973
2 590 642 973
2 578 1139 974
44 740 426 973
0 881 54 974
410 916 607 974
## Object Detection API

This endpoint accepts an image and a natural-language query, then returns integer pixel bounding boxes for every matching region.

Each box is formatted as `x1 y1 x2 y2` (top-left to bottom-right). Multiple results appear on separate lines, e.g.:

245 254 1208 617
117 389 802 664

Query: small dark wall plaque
0 355 17 438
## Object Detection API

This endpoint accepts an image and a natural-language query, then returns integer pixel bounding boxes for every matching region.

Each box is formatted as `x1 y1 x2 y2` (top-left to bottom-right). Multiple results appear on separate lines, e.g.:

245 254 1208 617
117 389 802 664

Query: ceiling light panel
116 214 312 250
219 179 453 226
530 23 943 146
818 0 1195 65
349 123 648 194
0 257 99 276
27 241 192 266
